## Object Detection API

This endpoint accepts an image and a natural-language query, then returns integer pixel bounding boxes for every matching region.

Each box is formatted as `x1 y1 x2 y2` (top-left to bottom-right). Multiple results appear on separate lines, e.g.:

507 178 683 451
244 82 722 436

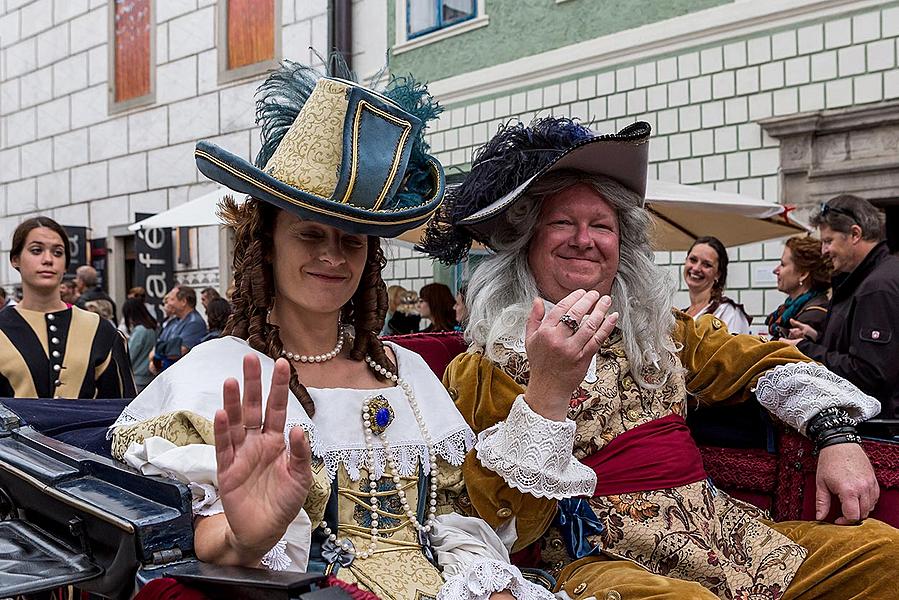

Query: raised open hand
214 354 313 560
524 290 619 421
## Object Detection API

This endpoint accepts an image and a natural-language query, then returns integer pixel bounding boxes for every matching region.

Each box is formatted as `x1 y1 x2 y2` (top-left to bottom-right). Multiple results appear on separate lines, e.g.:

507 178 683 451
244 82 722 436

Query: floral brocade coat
445 312 815 600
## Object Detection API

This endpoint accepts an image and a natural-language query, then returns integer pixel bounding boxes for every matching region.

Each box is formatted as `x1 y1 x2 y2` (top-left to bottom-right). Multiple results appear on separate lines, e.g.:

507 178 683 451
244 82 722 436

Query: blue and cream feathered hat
195 61 445 237
418 117 650 263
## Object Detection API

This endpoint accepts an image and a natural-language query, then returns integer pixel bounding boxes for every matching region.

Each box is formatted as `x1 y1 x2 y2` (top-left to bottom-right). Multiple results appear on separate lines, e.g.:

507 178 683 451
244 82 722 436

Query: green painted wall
389 0 733 82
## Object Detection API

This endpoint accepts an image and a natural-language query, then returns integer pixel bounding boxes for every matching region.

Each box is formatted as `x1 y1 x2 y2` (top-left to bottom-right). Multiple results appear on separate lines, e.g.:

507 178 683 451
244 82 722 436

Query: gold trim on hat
196 149 443 226
341 99 413 210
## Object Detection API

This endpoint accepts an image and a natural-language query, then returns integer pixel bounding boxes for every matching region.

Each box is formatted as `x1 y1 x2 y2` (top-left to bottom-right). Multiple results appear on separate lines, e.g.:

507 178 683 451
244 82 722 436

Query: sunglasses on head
819 203 859 225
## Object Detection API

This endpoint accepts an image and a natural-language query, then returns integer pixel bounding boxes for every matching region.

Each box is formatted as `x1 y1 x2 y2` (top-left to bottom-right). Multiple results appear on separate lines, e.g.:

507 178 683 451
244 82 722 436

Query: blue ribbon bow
555 498 604 559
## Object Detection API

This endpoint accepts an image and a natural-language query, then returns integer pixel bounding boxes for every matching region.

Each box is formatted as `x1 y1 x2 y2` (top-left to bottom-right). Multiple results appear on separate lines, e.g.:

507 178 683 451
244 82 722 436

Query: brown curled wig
219 195 395 417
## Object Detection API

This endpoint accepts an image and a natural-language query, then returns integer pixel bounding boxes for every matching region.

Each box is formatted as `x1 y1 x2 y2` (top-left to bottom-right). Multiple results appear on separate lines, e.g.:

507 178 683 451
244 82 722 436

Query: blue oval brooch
366 394 394 436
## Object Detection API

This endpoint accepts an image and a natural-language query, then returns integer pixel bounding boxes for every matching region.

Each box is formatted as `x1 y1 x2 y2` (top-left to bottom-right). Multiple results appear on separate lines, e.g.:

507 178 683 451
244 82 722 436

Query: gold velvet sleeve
443 352 558 552
673 310 812 406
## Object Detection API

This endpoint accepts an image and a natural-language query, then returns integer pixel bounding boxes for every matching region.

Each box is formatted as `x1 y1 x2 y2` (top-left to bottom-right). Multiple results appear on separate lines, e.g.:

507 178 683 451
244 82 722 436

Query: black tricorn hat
418 117 650 263
195 62 445 238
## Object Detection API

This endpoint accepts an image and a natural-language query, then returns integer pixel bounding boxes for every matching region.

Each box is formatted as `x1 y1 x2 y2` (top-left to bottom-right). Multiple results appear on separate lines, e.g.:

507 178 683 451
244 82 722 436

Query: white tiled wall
388 4 899 328
0 0 329 292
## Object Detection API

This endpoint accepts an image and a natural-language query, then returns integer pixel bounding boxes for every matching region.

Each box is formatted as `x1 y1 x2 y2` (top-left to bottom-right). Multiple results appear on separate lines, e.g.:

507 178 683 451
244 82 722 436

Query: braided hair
219 196 395 417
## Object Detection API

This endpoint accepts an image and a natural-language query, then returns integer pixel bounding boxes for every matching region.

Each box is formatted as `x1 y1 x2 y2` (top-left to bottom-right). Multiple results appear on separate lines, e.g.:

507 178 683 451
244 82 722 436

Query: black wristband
815 433 862 454
808 407 861 454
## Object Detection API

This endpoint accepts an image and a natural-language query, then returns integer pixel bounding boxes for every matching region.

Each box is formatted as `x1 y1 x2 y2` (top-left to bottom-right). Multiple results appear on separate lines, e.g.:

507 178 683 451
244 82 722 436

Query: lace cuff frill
475 395 596 500
755 362 881 434
438 558 556 600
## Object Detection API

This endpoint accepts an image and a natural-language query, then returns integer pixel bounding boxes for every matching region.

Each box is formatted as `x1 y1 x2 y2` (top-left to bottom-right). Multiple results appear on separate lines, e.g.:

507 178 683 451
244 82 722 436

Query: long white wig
464 172 680 389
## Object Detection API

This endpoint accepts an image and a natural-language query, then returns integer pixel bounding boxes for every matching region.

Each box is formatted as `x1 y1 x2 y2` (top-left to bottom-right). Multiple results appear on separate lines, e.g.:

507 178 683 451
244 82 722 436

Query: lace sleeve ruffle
755 362 881 434
438 557 556 600
475 395 596 500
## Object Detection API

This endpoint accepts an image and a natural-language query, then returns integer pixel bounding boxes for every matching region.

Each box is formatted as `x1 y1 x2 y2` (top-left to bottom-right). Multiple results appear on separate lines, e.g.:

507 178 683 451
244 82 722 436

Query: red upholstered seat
382 331 467 379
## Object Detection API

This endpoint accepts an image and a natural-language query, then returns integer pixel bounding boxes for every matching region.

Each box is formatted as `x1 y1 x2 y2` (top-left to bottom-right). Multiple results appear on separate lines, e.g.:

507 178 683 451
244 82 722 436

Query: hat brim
195 141 444 238
457 122 650 243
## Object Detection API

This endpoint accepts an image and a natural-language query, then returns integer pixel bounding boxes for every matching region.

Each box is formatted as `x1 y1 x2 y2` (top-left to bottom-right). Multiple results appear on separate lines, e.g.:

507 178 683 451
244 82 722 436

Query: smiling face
819 224 859 274
11 227 67 295
527 183 621 303
163 287 189 319
773 246 806 296
683 243 720 295
271 211 368 316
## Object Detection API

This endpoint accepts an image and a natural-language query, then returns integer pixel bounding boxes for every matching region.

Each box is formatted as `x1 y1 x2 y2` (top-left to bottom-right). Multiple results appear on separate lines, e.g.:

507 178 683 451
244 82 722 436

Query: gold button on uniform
606 591 621 600
711 318 723 330
496 507 512 519
573 582 587 595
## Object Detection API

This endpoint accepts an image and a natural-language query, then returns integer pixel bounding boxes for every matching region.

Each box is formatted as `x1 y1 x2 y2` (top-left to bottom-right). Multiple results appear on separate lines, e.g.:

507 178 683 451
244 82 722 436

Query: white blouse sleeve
713 302 751 335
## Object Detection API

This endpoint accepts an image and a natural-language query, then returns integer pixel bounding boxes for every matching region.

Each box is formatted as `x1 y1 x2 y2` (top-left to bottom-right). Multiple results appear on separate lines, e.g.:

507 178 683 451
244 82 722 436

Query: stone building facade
382 0 899 330
2 0 898 331
0 0 331 308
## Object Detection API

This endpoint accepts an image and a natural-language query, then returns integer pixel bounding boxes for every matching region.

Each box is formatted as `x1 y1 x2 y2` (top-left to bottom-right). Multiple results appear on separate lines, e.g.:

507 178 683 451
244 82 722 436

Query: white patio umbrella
393 179 808 251
130 180 808 250
128 186 244 231
644 180 807 250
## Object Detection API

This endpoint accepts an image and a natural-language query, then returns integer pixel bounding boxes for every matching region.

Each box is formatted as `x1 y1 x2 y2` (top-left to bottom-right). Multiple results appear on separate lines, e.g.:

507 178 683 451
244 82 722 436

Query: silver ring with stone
559 314 580 334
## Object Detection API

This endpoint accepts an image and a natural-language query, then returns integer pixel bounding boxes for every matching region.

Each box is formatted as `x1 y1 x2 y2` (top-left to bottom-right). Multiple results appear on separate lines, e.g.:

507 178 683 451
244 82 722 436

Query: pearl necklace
281 328 345 363
317 355 439 562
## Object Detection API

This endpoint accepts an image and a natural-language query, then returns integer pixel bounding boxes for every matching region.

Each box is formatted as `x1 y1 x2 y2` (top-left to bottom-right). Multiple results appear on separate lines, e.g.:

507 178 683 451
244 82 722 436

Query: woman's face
683 243 719 295
417 297 431 319
453 292 466 323
774 246 806 296
12 227 67 294
271 212 368 316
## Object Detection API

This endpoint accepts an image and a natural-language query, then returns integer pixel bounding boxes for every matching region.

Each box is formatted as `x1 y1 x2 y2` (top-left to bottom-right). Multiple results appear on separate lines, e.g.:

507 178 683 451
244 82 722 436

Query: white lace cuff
475 395 596 500
260 539 291 571
438 557 556 600
755 362 881 434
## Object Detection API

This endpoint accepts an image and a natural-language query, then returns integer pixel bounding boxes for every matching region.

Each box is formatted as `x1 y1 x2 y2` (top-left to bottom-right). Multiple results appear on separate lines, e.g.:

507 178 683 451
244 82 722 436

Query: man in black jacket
787 195 899 419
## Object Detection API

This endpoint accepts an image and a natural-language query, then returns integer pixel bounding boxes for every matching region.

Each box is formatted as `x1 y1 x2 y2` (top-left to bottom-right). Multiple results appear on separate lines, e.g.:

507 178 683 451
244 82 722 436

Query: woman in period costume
682 236 752 334
109 63 553 600
420 117 898 599
0 217 135 399
766 236 831 341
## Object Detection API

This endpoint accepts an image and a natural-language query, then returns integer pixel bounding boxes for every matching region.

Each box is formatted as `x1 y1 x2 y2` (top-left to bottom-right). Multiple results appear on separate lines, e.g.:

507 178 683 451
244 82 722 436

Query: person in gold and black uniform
0 217 135 399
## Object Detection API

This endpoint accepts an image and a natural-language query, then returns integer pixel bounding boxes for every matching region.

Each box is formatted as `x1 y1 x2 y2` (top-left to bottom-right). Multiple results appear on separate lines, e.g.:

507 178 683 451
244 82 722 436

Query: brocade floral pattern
491 333 807 600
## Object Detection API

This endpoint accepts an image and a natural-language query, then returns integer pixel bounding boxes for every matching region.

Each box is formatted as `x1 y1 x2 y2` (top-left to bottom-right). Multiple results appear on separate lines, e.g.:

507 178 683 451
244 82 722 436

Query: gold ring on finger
243 424 262 430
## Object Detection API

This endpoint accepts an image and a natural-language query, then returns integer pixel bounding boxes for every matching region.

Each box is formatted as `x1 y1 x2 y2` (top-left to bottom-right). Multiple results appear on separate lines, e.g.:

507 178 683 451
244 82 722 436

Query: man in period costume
420 117 899 599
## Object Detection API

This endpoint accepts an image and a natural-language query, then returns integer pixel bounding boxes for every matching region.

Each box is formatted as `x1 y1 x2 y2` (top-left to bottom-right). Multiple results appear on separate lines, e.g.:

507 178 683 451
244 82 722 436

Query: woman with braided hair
109 63 554 600
683 235 751 334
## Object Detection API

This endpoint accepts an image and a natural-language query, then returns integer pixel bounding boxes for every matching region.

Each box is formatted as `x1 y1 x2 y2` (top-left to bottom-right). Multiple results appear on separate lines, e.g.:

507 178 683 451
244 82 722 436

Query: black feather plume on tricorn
417 117 594 264
417 116 651 264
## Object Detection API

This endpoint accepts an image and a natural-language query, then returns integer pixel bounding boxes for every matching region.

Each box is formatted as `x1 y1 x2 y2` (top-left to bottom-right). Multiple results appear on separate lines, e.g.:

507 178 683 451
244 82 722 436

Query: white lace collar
111 336 474 482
